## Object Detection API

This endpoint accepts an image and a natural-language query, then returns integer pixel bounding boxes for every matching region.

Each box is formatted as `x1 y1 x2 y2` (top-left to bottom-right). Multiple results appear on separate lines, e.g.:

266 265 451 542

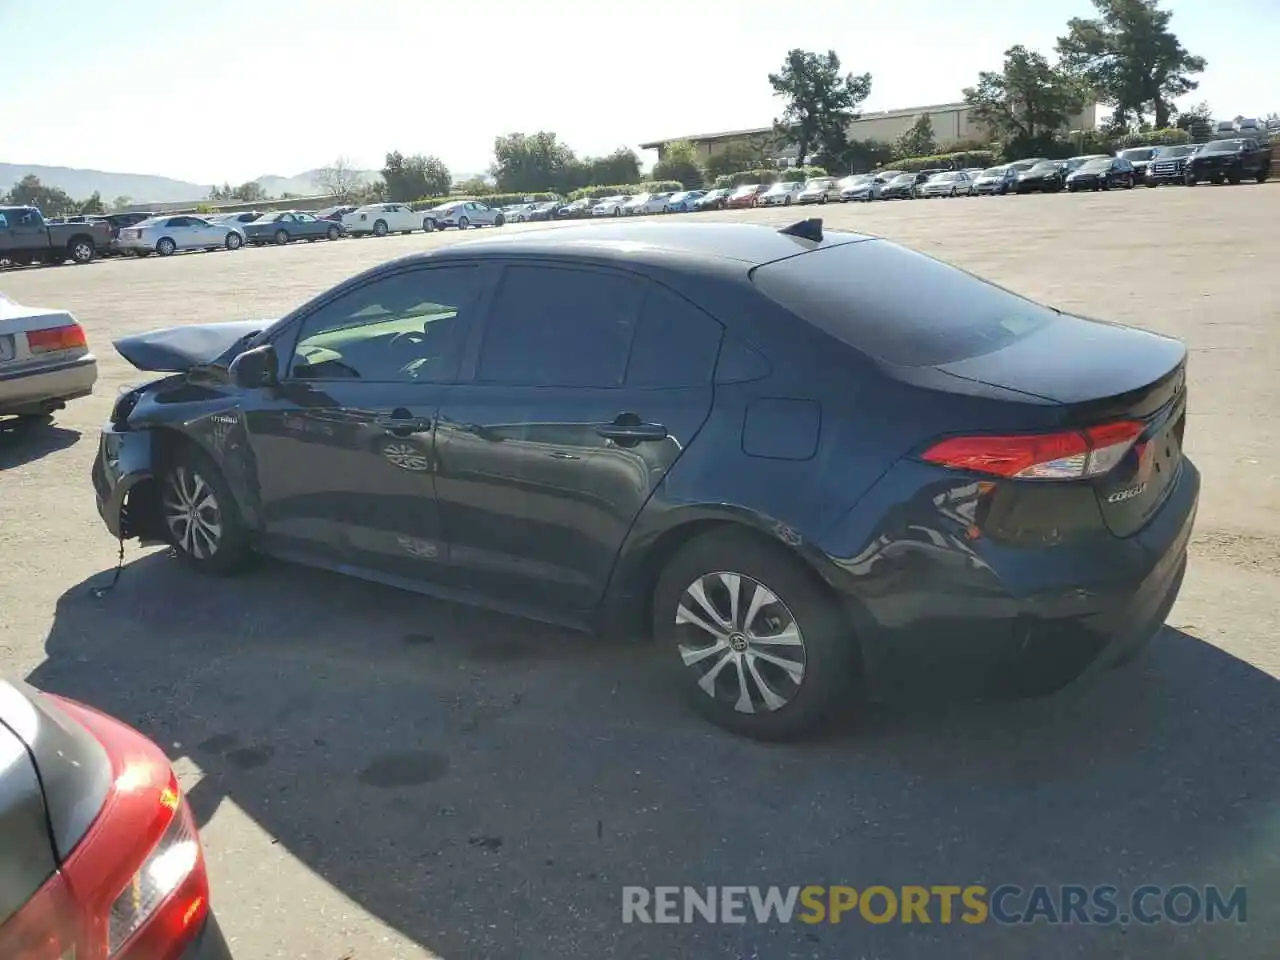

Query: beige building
641 101 1099 161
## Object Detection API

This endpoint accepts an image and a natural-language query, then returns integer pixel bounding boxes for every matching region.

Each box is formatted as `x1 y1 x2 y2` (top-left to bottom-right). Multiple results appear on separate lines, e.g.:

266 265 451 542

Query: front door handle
596 414 668 444
376 410 431 436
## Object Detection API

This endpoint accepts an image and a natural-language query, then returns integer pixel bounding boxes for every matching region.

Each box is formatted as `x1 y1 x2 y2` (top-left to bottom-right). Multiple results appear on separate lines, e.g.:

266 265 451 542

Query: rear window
750 241 1057 367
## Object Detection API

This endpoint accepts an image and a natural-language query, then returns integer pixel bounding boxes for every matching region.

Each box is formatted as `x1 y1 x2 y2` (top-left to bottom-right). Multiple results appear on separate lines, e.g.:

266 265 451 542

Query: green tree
894 114 937 158
111 195 132 211
703 141 765 181
77 191 106 215
3 174 77 215
1174 100 1214 139
581 148 641 186
381 151 452 201
491 131 577 193
768 49 872 165
209 181 268 202
963 45 1084 156
454 176 491 196
1056 0 1205 129
651 140 702 188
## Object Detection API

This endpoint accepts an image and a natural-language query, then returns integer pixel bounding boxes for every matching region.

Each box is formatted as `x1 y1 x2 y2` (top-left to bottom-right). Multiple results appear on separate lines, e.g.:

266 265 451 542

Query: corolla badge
1107 482 1148 503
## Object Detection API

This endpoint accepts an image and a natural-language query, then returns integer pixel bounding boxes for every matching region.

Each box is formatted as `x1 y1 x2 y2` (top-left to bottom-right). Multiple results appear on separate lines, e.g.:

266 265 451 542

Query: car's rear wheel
421 218 435 233
373 219 389 237
156 237 176 256
494 213 505 227
327 225 341 240
274 229 290 245
654 528 858 741
68 238 95 264
225 232 242 250
158 445 251 575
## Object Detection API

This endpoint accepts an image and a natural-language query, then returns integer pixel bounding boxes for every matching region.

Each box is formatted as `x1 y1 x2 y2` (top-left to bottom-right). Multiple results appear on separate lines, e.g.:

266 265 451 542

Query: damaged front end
91 320 271 544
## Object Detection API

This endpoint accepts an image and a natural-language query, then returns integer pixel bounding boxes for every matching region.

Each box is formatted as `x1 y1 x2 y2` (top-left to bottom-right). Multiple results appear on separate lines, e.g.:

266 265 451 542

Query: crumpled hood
113 319 271 372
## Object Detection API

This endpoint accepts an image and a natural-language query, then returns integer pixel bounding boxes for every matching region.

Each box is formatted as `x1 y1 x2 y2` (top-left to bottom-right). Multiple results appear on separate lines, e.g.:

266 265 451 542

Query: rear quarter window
749 240 1057 367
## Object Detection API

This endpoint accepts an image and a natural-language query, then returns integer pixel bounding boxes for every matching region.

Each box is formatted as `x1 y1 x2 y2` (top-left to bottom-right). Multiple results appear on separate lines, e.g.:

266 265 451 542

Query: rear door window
750 240 1057 367
476 265 642 387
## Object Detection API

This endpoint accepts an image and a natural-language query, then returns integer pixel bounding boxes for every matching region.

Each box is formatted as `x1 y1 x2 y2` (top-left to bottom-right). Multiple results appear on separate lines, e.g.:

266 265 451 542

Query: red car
0 679 231 959
724 183 769 209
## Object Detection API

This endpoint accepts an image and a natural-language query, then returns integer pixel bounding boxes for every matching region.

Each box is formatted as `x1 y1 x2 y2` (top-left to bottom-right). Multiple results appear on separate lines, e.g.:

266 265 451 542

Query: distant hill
0 163 379 204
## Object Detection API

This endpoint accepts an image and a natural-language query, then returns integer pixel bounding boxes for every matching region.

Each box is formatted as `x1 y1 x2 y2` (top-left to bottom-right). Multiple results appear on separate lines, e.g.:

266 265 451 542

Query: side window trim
273 260 492 385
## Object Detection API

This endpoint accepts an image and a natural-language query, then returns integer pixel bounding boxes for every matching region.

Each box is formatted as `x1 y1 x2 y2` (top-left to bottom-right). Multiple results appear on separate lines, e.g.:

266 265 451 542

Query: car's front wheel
373 219 389 236
225 232 243 250
654 528 858 741
158 446 252 575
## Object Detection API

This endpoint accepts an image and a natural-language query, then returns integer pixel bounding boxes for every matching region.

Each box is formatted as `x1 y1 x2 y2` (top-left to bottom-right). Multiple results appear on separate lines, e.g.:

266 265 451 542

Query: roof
640 102 972 149
430 220 871 267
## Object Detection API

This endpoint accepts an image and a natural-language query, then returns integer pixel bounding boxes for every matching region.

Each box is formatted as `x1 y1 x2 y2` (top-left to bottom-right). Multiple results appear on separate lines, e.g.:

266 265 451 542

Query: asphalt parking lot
2 186 1278 959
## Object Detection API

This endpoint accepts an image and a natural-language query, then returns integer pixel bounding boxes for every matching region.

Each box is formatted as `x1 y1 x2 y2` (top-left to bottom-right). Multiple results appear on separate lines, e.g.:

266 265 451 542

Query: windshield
1119 148 1156 161
1155 145 1197 158
891 174 915 184
843 175 871 186
732 184 759 195
1205 139 1245 151
804 178 833 189
751 240 1056 367
981 166 1007 177
1028 162 1058 173
766 183 791 193
1079 159 1111 171
932 172 959 181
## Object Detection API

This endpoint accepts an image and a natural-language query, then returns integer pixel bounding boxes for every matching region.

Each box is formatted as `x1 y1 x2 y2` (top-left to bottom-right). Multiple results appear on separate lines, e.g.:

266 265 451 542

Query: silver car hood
114 319 271 372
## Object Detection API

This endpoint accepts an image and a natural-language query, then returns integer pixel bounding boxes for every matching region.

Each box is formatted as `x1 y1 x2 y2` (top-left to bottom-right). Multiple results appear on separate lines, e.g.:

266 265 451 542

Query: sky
1 0 1276 185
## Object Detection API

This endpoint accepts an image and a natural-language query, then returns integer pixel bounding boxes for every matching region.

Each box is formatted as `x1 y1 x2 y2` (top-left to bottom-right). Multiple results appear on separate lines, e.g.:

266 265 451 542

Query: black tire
274 229 290 245
156 237 177 256
373 219 389 237
421 218 435 233
1145 180 1157 188
327 225 341 240
156 443 252 575
653 528 858 741
494 214 505 227
68 237 95 264
458 216 470 230
225 232 243 250
1257 169 1270 184
1227 172 1241 185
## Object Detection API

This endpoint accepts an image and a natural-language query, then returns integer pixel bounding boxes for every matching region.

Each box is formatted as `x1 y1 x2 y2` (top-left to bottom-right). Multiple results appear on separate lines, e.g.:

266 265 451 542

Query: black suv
1144 145 1200 186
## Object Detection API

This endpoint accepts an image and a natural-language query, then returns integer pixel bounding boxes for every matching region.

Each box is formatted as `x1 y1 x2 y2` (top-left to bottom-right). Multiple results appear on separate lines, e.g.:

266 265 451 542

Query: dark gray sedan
241 211 343 245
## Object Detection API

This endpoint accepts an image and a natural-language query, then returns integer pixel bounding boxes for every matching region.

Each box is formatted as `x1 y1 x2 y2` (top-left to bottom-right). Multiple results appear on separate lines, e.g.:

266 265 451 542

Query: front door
433 262 723 613
240 261 485 583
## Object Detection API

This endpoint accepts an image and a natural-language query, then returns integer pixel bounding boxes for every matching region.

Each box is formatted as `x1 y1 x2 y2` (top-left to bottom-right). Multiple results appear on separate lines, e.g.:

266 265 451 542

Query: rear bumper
92 424 154 539
182 913 234 959
816 458 1200 702
0 354 97 414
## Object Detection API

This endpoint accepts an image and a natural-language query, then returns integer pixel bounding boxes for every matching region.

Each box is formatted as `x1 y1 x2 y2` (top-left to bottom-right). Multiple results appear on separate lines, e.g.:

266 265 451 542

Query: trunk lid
0 680 113 925
936 316 1188 537
114 319 270 372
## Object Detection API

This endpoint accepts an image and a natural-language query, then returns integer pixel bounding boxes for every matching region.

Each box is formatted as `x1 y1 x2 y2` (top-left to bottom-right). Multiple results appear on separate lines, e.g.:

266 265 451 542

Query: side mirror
228 343 278 389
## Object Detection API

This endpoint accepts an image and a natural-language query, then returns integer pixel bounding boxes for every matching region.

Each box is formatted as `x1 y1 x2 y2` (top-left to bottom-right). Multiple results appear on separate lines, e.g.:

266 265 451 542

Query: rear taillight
922 420 1144 480
28 324 87 354
0 697 211 960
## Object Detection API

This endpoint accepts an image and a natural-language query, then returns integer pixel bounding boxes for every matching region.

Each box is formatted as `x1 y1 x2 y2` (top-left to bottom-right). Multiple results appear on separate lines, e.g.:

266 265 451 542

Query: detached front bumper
0 354 97 415
91 424 154 539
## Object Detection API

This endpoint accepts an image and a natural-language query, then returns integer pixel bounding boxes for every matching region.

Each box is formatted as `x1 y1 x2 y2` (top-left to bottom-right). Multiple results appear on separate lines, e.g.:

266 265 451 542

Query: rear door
433 262 723 612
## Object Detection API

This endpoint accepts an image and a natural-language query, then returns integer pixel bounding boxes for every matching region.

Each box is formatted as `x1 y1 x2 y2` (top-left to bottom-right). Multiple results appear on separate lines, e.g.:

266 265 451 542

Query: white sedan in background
0 294 97 420
115 215 246 257
591 195 632 217
757 181 806 207
622 192 674 215
427 200 506 230
342 202 438 237
916 170 973 198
